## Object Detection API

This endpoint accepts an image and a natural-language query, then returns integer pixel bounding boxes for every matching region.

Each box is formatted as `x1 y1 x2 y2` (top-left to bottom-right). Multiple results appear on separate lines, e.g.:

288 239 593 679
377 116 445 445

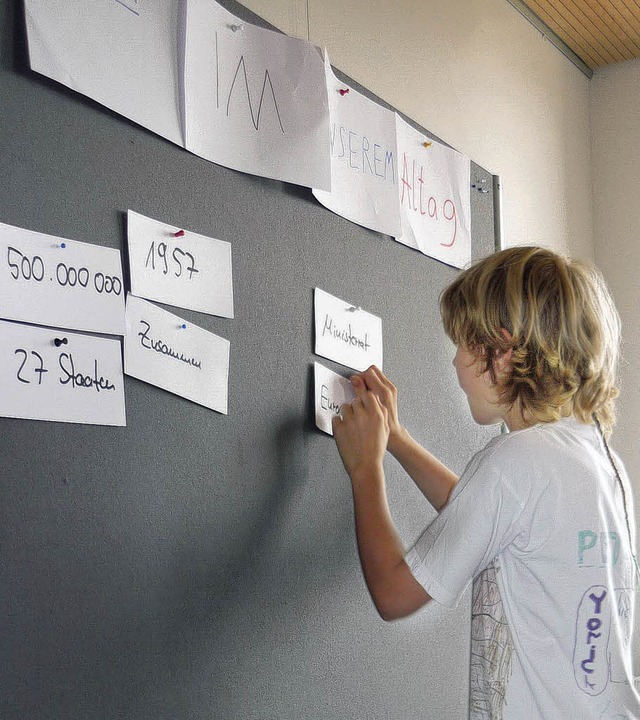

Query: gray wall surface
0 1 498 718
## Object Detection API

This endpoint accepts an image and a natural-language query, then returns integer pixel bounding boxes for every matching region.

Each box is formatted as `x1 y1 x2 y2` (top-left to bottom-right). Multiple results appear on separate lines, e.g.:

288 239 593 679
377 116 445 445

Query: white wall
591 59 640 666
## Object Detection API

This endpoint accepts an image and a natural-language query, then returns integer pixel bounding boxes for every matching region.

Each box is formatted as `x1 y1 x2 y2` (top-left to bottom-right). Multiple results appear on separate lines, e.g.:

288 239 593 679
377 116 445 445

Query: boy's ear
500 327 513 343
494 347 513 371
495 328 514 373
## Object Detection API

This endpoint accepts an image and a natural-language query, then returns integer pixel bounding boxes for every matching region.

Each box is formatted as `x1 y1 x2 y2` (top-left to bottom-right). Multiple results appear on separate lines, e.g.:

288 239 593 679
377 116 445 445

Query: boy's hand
350 366 404 455
332 390 390 484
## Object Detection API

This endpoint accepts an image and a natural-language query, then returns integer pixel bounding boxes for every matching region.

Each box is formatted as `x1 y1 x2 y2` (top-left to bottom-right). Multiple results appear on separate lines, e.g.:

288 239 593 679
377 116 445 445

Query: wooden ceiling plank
617 0 640 46
592 0 640 53
533 0 616 63
581 0 639 58
561 0 630 62
528 0 615 65
623 0 640 16
608 0 640 51
523 7 600 67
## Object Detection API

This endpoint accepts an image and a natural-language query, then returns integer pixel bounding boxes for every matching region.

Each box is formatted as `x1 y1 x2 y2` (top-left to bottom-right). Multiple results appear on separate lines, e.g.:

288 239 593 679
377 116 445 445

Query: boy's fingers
360 391 386 420
362 366 394 399
371 365 393 390
350 375 366 396
339 402 354 421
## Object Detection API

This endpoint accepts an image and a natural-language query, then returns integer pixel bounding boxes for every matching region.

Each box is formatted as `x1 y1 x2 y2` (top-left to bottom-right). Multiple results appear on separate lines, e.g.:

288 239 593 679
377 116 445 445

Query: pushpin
59 242 66 249
229 23 243 32
54 337 68 347
174 230 185 238
346 305 361 313
180 323 187 330
339 88 350 96
422 141 432 148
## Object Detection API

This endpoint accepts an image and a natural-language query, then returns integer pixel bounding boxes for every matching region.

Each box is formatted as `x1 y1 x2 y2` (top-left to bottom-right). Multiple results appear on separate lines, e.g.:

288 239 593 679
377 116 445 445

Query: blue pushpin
60 243 66 249
180 323 187 329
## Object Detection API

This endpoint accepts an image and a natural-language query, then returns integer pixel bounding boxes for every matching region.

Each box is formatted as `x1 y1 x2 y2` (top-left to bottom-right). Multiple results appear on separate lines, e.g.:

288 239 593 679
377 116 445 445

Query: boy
332 246 639 719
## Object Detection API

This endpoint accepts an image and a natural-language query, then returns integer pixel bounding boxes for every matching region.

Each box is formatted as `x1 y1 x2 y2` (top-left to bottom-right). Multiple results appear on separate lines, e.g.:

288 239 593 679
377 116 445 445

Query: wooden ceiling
514 0 640 72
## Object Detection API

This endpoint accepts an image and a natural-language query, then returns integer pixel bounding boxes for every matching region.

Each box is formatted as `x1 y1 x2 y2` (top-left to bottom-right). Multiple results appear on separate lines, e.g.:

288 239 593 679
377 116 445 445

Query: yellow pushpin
422 141 432 148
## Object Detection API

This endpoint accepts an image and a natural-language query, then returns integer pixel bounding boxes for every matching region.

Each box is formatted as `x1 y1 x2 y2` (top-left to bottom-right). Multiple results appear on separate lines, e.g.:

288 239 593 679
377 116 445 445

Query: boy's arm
354 367 458 511
333 394 431 621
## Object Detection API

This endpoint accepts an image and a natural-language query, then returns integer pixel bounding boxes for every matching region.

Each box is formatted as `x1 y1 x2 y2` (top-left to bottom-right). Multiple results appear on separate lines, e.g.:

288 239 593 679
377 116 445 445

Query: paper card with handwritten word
127 210 234 318
395 115 471 269
0 319 126 426
24 0 182 145
312 53 401 237
124 294 230 414
314 288 383 372
184 0 330 190
0 220 125 336
314 362 356 436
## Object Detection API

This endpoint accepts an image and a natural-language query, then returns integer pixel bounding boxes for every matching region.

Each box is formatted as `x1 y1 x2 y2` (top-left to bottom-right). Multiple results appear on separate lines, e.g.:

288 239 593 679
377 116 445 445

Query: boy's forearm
350 467 431 621
388 428 458 511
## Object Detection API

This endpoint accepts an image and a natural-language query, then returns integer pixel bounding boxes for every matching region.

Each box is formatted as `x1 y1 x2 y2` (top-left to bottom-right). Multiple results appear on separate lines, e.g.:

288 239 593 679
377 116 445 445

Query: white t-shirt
405 418 639 720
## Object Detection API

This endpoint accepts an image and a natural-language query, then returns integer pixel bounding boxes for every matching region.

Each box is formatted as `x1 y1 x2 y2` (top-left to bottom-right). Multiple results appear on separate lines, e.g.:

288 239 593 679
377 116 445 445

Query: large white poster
0 220 125 336
24 0 182 145
313 55 400 237
184 0 331 190
395 115 471 268
0 320 126 426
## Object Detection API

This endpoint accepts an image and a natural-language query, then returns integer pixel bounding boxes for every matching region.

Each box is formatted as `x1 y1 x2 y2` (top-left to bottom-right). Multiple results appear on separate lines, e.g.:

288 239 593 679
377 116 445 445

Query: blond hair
440 246 621 435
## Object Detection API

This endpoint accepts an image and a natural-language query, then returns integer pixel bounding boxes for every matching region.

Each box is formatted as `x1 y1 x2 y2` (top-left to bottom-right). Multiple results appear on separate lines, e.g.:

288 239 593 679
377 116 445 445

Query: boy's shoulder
466 418 596 493
478 421 554 462
483 418 594 460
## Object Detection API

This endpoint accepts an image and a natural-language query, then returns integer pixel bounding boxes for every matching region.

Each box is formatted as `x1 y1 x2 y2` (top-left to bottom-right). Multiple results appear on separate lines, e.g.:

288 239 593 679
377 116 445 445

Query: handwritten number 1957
15 349 48 385
145 242 199 280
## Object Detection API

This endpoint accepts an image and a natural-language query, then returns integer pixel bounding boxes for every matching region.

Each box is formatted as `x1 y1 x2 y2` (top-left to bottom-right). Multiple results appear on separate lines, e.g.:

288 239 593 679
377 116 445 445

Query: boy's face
452 345 504 426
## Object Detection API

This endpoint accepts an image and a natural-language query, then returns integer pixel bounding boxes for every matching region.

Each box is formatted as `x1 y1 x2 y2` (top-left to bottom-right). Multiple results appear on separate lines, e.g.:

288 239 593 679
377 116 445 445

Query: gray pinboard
0 0 498 718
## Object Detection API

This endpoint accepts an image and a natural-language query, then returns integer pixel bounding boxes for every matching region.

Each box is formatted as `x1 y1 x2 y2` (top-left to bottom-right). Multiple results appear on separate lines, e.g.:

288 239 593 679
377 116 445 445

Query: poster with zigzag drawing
184 0 331 190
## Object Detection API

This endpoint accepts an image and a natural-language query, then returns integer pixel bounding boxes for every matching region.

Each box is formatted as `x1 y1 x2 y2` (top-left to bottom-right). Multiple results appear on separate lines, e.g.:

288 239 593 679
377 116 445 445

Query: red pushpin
339 88 350 96
174 229 185 237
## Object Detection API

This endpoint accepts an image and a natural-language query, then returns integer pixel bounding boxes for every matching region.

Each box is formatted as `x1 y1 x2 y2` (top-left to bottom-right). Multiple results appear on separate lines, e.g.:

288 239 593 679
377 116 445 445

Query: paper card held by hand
124 294 230 414
314 361 355 436
314 288 383 372
127 210 234 318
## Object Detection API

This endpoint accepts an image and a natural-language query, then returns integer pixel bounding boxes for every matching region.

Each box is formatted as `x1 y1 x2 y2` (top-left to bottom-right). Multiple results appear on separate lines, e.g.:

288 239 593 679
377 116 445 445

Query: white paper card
127 210 234 318
124 294 230 413
24 0 182 145
184 0 331 190
314 288 382 372
0 320 126 426
313 54 400 236
395 115 471 269
0 221 125 335
314 361 355 436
